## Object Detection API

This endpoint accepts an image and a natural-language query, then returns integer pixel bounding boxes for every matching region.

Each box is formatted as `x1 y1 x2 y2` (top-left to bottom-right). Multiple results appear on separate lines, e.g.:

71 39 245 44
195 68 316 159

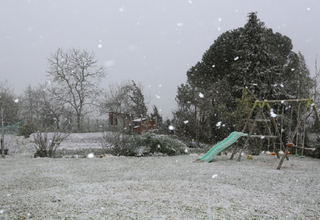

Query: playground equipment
199 98 320 169
228 98 320 170
199 132 248 162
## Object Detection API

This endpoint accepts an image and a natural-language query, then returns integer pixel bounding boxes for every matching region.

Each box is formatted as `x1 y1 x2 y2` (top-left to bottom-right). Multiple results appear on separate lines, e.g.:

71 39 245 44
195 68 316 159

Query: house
132 118 156 133
109 112 134 130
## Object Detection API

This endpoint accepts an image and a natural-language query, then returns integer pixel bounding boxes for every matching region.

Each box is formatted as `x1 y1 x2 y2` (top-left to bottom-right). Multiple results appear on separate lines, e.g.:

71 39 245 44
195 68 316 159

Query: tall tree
282 52 313 99
101 80 148 118
230 12 293 100
19 83 65 128
176 12 313 144
0 80 19 157
150 105 163 130
129 81 148 118
47 48 106 132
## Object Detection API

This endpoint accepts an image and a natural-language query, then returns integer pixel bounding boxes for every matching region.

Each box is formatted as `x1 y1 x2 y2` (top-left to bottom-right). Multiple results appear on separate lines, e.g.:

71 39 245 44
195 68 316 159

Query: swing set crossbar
254 99 311 104
250 135 277 139
249 119 271 122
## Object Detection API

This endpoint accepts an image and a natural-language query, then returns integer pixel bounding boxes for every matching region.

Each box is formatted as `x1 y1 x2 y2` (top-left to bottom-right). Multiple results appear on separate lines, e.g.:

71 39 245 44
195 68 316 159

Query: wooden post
237 108 262 162
230 101 257 160
277 103 309 170
260 109 279 158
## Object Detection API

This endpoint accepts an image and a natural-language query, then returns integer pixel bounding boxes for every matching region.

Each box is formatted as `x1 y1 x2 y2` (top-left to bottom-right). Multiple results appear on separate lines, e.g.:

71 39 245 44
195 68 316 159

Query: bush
101 131 187 156
31 131 70 158
18 123 37 138
101 132 136 156
135 132 187 156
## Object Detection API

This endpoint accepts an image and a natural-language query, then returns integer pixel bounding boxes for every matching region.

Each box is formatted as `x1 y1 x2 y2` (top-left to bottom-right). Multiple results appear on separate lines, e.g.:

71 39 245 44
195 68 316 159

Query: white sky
0 0 319 118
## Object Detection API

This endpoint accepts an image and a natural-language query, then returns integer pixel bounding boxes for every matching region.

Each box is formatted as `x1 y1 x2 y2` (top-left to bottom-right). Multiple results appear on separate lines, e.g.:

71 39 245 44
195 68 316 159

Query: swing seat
279 151 290 155
266 151 276 155
305 148 316 151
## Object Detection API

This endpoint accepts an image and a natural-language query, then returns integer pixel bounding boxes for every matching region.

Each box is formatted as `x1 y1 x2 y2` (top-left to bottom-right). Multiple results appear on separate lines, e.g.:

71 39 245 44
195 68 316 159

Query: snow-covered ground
0 134 320 219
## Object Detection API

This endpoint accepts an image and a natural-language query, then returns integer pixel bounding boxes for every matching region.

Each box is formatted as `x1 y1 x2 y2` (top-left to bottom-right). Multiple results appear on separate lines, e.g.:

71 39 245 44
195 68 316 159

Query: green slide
200 131 248 162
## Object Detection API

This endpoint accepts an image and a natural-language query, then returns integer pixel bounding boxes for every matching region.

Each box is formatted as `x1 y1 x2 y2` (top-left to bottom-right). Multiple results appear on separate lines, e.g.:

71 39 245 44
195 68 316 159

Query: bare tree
0 80 19 157
19 83 65 129
101 80 133 116
47 48 106 132
101 80 148 116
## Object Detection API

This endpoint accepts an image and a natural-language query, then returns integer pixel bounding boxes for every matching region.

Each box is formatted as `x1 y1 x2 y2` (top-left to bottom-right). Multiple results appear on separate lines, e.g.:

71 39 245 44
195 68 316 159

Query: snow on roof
132 118 147 122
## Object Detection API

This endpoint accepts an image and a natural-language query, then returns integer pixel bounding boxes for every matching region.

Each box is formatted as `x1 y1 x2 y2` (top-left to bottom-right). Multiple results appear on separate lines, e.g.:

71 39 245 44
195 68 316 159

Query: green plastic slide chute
200 131 248 162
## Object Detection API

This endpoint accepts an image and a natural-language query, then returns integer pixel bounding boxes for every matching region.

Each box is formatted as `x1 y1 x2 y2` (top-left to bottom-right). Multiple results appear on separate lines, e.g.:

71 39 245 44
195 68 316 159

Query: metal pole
1 108 4 158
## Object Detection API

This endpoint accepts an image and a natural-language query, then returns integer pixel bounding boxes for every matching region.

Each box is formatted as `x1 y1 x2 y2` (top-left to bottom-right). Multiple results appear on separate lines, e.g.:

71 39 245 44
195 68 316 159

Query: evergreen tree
129 81 147 118
150 105 162 124
174 12 313 144
282 52 314 99
231 13 293 100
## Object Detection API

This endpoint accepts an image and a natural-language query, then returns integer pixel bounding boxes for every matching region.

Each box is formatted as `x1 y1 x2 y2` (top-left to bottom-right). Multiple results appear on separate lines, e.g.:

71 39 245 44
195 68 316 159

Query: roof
132 118 147 122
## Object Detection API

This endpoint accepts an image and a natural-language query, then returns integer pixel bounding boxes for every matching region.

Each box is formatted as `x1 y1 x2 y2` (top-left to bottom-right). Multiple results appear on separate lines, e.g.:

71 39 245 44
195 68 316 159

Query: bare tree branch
47 48 107 131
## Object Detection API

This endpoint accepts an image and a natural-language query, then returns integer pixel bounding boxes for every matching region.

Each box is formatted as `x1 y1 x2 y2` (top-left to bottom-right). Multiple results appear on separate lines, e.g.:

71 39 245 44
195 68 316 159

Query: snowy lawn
0 134 320 219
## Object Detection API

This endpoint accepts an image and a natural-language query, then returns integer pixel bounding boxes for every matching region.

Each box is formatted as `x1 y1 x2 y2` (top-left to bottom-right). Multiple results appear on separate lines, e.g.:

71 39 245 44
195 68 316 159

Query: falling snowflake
87 153 94 158
155 95 161 99
199 92 204 98
168 125 175 130
270 109 277 118
234 57 239 60
183 120 189 124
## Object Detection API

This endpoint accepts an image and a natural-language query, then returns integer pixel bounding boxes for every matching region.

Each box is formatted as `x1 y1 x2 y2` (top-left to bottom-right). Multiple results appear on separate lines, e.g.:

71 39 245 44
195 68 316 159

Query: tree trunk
77 114 81 132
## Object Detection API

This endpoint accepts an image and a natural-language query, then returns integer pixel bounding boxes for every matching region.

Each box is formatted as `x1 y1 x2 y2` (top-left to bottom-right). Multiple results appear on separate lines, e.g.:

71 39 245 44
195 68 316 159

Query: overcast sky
0 0 319 118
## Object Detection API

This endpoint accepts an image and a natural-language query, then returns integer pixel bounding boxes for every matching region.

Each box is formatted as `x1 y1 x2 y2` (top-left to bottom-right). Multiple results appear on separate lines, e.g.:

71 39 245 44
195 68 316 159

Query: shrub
18 123 37 138
134 132 187 156
101 131 136 156
101 131 187 156
31 130 70 158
